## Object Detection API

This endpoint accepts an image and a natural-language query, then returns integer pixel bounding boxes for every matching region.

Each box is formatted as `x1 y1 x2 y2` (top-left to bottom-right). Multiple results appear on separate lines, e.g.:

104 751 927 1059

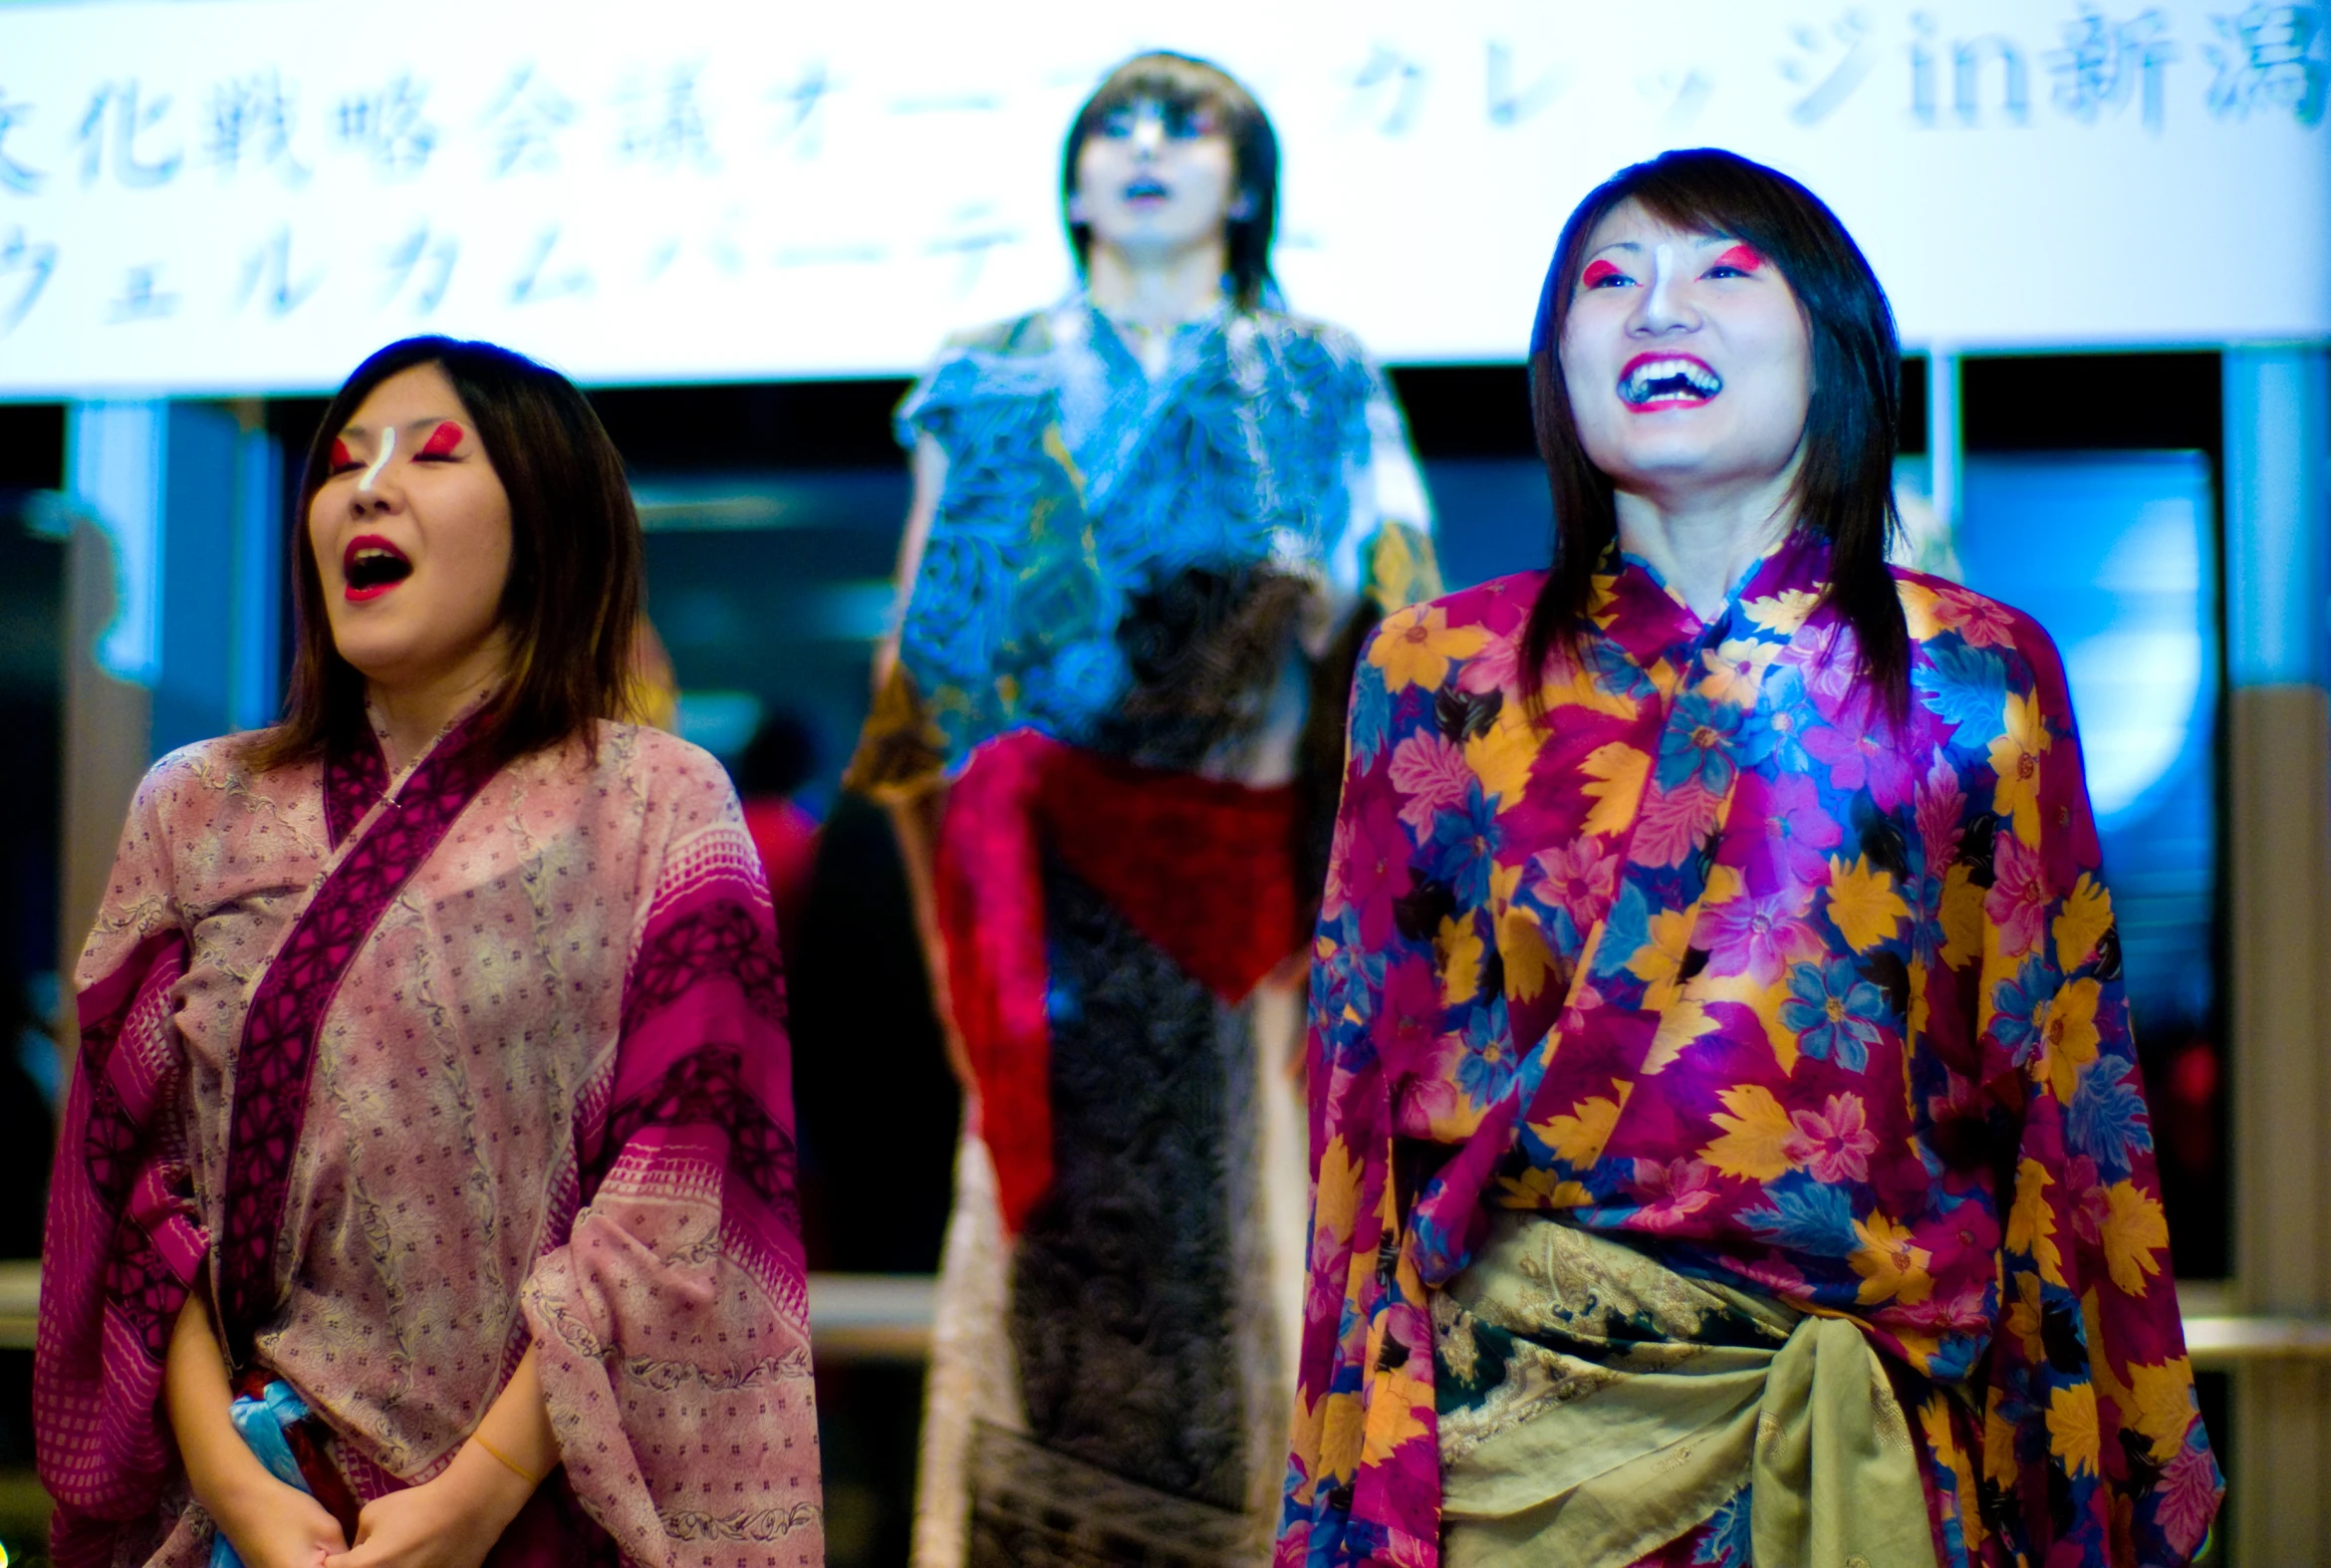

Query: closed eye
414 420 464 460
328 437 362 476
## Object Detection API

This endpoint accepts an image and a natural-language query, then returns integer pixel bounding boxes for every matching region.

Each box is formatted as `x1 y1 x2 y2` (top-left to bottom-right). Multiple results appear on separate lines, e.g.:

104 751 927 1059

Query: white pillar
2223 346 2331 1566
1927 345 1960 539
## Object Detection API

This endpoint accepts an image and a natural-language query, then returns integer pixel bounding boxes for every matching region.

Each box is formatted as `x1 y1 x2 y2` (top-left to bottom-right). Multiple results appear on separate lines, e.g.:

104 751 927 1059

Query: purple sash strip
216 713 498 1361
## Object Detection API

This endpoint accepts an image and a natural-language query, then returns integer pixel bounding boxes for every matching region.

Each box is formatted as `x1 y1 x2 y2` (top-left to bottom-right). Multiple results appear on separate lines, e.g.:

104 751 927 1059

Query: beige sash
1436 1211 1938 1568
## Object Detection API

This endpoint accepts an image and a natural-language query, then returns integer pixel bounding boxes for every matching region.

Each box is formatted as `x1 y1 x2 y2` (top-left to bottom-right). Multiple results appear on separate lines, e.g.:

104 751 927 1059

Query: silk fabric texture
885 292 1436 775
866 292 1438 1567
1435 1211 1932 1568
38 715 822 1568
1280 537 2221 1567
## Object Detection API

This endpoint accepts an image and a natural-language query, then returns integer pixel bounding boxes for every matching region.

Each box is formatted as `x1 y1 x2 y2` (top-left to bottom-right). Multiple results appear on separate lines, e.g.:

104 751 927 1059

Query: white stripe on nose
1646 243 1679 322
358 424 397 494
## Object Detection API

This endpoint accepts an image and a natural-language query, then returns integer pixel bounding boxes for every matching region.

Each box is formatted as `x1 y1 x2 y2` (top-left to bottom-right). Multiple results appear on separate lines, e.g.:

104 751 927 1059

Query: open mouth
343 534 412 601
1123 176 1169 202
1620 354 1722 408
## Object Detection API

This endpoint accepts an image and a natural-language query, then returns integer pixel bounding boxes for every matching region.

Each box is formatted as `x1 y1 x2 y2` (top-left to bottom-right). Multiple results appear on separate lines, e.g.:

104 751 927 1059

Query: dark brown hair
244 336 643 771
1520 147 1909 717
1061 52 1279 311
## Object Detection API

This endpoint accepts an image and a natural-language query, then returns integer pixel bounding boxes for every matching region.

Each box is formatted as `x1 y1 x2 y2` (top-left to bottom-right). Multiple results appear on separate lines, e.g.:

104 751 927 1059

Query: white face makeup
311 363 514 698
1558 198 1815 506
356 422 396 493
1069 97 1243 263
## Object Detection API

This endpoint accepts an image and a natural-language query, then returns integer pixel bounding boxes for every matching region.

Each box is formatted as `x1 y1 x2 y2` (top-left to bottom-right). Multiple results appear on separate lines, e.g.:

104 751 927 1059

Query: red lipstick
1617 352 1722 411
341 533 412 602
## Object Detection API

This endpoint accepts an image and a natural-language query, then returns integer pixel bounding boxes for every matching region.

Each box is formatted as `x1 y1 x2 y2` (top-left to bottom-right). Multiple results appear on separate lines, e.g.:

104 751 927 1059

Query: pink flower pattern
1283 536 2219 1568
1783 1092 1880 1182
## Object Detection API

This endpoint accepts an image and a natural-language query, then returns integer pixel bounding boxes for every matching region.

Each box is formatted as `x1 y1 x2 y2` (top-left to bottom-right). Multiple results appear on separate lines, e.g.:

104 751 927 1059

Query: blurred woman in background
38 338 821 1568
846 50 1437 1567
1284 150 2220 1567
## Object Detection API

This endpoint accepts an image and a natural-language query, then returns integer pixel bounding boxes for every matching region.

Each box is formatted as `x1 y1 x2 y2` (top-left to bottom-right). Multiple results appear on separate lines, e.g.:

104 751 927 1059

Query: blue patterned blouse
893 293 1436 773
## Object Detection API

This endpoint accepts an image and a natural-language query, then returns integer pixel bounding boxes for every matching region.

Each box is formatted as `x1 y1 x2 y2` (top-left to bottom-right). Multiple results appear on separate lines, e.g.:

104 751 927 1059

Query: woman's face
310 363 514 694
1070 96 1243 261
1559 198 1814 502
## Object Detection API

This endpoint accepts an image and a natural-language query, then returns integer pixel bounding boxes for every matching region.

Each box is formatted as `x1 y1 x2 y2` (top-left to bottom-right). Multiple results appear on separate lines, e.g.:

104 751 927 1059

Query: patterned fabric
933 730 1305 1234
890 292 1435 777
38 719 821 1568
894 293 1439 1568
1434 1211 1933 1568
1280 536 2222 1568
218 710 500 1363
967 1422 1263 1567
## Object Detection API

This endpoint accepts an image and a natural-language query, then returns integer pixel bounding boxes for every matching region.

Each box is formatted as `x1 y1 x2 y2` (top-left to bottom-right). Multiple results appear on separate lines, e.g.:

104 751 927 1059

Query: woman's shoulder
931 303 1074 362
1377 570 1546 646
1892 568 2068 689
137 733 312 811
1238 305 1376 369
574 722 740 810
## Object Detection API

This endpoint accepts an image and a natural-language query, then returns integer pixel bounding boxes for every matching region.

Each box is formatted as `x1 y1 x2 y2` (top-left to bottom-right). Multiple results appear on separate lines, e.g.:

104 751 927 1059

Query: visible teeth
347 546 412 588
1623 359 1722 403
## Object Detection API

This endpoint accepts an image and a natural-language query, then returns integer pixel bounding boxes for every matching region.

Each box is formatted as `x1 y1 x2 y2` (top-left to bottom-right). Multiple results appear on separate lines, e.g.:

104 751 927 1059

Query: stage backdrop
0 0 2323 392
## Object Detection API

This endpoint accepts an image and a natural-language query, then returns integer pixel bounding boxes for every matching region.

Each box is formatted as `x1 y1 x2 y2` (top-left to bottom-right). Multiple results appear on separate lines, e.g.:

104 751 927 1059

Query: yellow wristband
468 1432 545 1488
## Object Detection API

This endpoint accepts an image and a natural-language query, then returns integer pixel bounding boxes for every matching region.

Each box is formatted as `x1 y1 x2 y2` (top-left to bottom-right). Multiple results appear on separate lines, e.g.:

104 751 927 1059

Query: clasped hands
167 1291 557 1568
208 1434 538 1568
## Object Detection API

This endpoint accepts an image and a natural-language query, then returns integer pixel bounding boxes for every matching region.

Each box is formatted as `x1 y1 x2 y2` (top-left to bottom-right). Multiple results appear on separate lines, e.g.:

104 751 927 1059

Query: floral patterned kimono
1281 535 2221 1567
847 292 1437 1567
37 712 822 1568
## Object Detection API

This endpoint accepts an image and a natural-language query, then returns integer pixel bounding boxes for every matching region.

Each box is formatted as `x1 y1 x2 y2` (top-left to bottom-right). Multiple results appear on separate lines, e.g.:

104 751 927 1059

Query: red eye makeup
417 420 463 458
1581 258 1625 288
330 437 356 470
1711 243 1765 273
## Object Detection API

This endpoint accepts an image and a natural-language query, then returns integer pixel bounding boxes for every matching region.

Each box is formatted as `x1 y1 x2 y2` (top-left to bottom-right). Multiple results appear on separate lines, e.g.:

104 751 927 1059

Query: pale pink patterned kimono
36 711 823 1568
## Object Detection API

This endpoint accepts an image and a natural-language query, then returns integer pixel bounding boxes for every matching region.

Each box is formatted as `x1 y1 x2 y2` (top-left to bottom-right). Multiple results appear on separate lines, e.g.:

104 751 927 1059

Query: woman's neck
368 637 509 771
1613 463 1800 624
1086 235 1228 334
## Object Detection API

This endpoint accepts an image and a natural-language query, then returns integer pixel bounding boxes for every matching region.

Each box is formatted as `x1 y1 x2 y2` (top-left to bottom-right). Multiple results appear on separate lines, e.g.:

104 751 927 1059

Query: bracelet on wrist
467 1432 545 1488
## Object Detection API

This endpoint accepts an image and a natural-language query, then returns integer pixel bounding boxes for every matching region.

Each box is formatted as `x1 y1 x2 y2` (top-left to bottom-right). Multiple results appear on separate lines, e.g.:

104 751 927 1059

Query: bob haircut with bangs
1061 52 1280 311
1521 147 1911 717
245 335 644 772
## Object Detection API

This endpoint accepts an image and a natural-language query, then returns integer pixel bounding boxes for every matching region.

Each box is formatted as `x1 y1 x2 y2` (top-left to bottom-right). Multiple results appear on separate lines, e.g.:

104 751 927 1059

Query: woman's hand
323 1345 553 1568
320 1443 531 1568
207 1472 349 1568
163 1290 350 1568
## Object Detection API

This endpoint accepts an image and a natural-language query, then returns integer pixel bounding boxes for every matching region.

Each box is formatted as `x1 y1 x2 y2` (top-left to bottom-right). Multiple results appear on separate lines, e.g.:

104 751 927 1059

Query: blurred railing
0 1263 2321 1366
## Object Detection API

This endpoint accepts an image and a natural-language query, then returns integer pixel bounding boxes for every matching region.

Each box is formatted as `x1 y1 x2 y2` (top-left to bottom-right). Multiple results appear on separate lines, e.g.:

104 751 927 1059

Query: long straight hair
245 336 643 772
1520 148 1909 716
1061 52 1279 311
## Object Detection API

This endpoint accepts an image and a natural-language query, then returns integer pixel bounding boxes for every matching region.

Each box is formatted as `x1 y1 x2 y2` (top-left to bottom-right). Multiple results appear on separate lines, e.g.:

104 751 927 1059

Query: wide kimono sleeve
1343 356 1440 620
1281 617 1454 1568
36 759 208 1565
519 749 823 1567
1963 619 2222 1563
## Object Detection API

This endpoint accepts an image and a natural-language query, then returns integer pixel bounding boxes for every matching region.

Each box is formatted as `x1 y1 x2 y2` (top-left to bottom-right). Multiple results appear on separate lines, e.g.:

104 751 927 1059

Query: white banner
0 0 2322 393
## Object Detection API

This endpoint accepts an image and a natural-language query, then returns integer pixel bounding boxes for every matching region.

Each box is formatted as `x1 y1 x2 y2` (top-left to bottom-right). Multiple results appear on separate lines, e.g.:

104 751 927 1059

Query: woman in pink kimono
36 337 823 1568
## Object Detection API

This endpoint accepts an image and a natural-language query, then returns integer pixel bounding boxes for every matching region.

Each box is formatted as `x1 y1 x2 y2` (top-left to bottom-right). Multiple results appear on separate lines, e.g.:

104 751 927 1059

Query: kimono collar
1596 528 1834 663
1071 288 1234 378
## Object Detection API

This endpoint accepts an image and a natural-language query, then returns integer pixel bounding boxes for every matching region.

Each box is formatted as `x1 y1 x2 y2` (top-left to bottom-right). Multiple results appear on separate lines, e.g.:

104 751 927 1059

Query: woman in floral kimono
37 337 822 1568
1281 149 2221 1567
845 52 1436 1568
